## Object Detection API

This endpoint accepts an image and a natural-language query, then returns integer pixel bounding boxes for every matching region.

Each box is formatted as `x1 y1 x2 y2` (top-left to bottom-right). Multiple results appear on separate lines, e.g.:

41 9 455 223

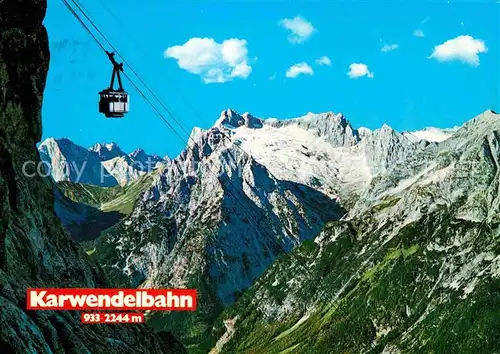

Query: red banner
26 288 197 311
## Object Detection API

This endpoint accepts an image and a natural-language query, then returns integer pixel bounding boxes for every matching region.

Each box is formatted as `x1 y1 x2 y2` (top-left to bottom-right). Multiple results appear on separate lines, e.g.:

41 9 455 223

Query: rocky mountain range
67 116 345 346
50 107 500 353
205 109 500 353
39 138 167 187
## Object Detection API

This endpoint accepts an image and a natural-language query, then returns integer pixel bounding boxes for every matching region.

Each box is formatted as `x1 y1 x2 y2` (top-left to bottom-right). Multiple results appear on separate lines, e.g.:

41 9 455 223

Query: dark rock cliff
0 1 185 352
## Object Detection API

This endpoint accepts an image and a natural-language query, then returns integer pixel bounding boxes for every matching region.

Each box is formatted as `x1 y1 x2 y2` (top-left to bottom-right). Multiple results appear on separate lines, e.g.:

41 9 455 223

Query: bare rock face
361 124 419 175
39 138 120 187
90 142 127 161
0 1 185 352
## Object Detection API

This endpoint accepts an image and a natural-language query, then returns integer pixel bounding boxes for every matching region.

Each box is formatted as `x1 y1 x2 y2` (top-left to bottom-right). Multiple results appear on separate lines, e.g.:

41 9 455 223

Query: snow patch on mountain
403 127 458 143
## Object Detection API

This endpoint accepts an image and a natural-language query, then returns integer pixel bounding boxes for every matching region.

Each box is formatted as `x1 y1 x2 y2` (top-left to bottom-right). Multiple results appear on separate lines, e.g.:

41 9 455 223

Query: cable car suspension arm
106 51 124 91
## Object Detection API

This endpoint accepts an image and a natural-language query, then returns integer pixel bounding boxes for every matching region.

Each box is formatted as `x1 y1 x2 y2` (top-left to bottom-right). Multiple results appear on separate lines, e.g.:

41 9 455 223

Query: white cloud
278 15 316 44
315 56 331 66
269 73 277 80
414 29 425 38
381 43 399 52
286 62 314 78
428 35 487 66
164 37 252 83
347 63 374 79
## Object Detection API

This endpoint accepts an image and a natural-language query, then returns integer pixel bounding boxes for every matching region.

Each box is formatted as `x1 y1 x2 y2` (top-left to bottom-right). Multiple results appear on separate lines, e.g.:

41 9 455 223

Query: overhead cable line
62 0 187 146
71 0 192 140
94 0 216 132
61 0 106 53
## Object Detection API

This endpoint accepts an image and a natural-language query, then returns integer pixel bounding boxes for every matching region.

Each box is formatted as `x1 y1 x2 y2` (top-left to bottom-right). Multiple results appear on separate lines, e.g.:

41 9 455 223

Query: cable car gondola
99 51 129 118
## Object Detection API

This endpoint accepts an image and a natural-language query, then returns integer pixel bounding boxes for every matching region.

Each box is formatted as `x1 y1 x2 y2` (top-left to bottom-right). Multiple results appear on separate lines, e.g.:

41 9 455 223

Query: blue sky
42 0 499 158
